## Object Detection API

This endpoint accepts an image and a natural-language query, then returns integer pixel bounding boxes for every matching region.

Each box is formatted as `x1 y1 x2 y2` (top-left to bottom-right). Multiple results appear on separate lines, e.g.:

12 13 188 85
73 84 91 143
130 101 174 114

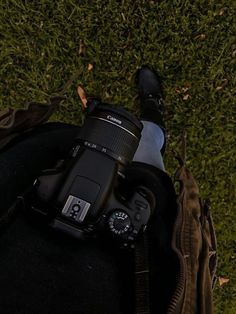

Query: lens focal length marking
81 140 127 164
89 116 139 139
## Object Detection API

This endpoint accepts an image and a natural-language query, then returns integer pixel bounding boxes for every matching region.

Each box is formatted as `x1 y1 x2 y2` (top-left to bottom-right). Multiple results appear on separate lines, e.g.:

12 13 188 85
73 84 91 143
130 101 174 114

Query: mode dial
108 211 131 235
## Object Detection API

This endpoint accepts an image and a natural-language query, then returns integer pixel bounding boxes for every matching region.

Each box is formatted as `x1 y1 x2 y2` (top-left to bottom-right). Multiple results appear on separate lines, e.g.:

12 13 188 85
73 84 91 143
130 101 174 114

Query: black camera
30 101 155 243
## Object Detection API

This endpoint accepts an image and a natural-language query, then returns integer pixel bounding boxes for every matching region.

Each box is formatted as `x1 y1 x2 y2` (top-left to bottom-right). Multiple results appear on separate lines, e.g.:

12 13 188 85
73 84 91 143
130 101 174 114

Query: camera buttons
72 204 81 212
135 213 141 222
61 195 91 223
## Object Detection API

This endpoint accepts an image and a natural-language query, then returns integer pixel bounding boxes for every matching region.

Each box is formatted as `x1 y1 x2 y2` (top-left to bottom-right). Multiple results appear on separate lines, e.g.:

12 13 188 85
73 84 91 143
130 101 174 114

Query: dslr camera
30 100 155 243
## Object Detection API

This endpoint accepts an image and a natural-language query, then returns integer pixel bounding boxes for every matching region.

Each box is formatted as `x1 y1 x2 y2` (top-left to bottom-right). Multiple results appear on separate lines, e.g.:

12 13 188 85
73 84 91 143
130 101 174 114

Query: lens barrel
76 104 143 165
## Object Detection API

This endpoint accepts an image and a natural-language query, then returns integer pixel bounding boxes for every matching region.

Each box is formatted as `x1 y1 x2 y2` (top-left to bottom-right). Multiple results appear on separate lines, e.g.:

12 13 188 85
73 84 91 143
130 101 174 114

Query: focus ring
78 117 140 163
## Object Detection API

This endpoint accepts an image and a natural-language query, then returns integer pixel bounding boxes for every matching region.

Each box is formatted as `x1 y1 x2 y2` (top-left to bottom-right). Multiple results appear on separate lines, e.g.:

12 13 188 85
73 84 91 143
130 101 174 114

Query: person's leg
132 65 166 171
132 121 165 171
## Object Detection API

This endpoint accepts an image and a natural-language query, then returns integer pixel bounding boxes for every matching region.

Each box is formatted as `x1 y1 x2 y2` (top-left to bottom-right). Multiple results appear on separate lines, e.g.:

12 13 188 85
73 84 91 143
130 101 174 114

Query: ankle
140 98 165 130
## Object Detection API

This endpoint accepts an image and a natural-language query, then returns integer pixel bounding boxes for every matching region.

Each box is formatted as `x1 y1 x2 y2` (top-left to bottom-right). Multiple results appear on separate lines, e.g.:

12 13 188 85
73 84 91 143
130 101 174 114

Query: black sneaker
136 65 166 155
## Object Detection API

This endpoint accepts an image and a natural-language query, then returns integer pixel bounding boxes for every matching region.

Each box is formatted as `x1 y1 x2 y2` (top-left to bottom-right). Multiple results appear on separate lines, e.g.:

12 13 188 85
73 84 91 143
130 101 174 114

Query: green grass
0 0 235 312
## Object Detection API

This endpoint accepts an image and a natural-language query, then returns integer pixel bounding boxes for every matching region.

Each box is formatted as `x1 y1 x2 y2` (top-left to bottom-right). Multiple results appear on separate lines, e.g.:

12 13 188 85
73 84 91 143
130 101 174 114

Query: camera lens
77 104 143 165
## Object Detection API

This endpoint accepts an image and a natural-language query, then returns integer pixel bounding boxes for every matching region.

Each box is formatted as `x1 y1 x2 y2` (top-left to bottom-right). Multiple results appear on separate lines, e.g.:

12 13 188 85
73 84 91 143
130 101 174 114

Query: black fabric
0 212 134 314
0 123 177 314
0 122 79 219
0 123 134 314
123 163 179 313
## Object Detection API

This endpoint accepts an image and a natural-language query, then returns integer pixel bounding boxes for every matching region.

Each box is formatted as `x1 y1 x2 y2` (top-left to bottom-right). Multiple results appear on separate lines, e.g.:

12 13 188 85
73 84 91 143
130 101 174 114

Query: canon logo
106 115 122 125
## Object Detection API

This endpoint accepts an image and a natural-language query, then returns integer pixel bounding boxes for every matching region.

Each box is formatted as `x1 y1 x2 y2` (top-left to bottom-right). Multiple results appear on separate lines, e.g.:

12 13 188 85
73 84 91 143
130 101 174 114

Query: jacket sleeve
0 96 64 151
168 162 217 314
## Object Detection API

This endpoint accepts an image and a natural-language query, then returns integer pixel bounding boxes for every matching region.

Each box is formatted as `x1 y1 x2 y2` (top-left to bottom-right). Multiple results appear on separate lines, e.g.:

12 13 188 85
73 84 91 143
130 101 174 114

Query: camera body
31 101 154 243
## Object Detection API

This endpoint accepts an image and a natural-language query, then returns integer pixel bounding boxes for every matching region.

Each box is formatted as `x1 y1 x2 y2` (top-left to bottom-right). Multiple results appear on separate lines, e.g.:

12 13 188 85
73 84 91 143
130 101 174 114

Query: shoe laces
145 94 165 112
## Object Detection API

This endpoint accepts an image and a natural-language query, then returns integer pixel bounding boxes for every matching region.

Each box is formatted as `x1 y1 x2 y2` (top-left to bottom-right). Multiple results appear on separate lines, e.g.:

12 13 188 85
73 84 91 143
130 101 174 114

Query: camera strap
135 233 150 314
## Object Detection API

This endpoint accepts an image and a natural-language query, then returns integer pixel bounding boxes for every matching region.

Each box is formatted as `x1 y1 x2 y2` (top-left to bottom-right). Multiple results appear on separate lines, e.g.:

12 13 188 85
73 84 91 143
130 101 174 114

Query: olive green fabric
0 96 64 150
167 160 217 314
